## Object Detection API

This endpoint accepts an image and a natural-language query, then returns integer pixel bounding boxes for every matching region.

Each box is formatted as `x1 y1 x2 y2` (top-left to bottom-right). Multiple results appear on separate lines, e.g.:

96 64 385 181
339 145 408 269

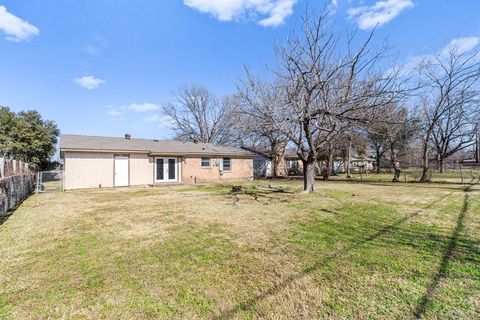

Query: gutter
60 148 254 158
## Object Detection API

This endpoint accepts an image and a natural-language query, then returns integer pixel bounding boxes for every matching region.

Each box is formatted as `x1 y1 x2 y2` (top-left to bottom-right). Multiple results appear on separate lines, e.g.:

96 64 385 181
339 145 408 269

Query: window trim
222 157 231 172
201 157 211 168
154 157 178 183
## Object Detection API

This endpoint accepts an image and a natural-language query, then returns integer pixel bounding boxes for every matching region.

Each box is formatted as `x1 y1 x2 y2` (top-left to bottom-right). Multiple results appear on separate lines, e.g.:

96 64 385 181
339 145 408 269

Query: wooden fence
0 159 36 214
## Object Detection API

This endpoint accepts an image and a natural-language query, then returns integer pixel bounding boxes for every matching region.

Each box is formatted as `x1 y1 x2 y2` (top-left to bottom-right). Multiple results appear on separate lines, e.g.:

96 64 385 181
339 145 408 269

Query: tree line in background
0 107 59 170
2 10 476 191
162 10 480 192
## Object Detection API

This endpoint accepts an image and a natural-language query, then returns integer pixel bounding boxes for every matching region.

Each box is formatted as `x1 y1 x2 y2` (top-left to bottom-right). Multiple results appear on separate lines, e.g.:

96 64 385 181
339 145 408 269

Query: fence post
0 158 4 178
36 172 40 194
459 165 464 184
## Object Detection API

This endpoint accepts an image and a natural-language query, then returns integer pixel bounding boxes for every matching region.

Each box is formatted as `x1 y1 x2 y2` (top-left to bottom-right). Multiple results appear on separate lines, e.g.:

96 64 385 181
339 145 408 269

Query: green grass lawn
1 178 479 319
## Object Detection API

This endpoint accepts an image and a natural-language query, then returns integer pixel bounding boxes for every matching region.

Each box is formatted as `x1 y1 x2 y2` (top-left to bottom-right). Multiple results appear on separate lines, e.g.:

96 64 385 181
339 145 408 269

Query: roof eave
61 148 254 158
61 148 151 154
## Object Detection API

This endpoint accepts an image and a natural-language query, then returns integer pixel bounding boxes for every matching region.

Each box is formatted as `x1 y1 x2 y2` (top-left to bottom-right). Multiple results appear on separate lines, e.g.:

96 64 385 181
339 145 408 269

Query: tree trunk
303 160 315 193
328 151 333 176
272 141 287 177
438 156 444 173
271 158 277 178
271 141 286 177
391 150 401 182
419 140 430 182
375 152 381 174
322 151 333 181
347 139 352 178
393 168 401 182
476 131 480 164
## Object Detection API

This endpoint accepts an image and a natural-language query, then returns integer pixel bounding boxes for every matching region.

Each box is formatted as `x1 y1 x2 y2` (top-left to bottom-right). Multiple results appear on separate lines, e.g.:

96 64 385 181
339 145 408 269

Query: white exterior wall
129 154 154 186
64 152 114 189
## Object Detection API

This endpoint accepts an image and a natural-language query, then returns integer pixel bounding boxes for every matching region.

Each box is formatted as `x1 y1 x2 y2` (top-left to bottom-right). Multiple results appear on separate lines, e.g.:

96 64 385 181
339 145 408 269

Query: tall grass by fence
36 170 63 193
0 158 36 214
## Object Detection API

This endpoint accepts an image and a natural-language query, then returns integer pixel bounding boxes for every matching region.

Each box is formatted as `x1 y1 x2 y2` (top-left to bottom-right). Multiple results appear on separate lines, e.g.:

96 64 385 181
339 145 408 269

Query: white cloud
105 105 124 118
183 0 298 27
441 37 480 56
106 103 161 118
395 36 480 76
327 0 340 14
143 114 163 122
83 35 109 55
122 103 160 112
84 45 99 55
390 54 426 76
143 114 175 128
0 5 39 42
73 75 106 90
348 0 413 30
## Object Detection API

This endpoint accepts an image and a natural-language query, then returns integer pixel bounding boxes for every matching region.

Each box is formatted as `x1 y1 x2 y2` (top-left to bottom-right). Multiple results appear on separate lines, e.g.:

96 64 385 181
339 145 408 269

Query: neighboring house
333 156 376 173
60 134 254 190
253 154 272 178
284 149 302 175
251 148 298 177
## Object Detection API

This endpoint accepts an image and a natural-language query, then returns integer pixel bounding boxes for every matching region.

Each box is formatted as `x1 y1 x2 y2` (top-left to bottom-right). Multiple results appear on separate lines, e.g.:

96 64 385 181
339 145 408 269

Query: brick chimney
125 133 131 140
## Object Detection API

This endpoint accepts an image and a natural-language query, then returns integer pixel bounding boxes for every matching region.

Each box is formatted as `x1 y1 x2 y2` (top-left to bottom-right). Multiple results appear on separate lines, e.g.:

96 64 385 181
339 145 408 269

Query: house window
223 158 231 171
290 160 298 170
201 157 210 167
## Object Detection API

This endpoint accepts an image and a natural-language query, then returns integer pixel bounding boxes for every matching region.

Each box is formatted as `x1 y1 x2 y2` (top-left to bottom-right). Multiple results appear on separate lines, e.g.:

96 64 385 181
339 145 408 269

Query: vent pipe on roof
193 139 199 144
125 133 131 140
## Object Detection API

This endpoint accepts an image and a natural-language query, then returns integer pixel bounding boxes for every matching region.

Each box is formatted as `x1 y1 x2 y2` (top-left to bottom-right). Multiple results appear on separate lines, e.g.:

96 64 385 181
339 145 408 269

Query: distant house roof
351 156 376 162
284 149 300 159
248 147 300 159
60 134 254 157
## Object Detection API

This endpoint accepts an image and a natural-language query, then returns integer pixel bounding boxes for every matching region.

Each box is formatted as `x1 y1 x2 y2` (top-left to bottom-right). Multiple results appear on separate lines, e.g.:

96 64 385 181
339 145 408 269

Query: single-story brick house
60 134 254 190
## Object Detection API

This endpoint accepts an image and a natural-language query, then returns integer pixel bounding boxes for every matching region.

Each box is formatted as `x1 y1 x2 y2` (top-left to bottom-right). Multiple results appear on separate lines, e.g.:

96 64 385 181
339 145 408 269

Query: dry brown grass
1 179 479 319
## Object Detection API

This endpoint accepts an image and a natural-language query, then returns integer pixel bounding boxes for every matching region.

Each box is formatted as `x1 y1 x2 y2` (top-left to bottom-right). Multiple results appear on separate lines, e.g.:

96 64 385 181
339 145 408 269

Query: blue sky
0 0 479 140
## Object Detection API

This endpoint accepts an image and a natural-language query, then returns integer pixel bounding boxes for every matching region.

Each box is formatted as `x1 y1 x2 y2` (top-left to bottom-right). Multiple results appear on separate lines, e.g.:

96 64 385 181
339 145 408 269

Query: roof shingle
60 134 254 157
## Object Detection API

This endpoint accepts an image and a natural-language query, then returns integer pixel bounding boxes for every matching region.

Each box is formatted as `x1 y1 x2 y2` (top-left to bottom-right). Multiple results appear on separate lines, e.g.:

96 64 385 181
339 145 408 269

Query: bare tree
431 94 478 172
365 103 417 176
162 85 235 144
365 108 391 174
383 105 418 182
274 12 402 192
418 46 480 181
235 70 289 177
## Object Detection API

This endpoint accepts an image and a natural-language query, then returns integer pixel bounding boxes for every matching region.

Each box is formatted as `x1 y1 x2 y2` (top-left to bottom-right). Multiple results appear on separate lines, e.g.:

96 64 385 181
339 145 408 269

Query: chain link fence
36 170 63 194
329 165 480 184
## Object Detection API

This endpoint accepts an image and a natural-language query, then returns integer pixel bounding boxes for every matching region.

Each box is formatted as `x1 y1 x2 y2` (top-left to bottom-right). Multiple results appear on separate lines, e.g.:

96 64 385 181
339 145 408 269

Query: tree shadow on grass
213 190 456 319
0 213 13 226
413 184 473 319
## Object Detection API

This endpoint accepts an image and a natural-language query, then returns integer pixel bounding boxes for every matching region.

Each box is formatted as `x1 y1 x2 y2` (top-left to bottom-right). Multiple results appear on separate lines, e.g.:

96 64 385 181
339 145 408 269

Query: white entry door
155 158 177 182
114 156 129 187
